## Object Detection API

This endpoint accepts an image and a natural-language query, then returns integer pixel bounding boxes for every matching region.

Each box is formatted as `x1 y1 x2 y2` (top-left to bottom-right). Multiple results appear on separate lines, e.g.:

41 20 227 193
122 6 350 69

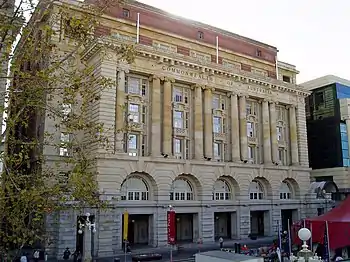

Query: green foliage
0 0 134 256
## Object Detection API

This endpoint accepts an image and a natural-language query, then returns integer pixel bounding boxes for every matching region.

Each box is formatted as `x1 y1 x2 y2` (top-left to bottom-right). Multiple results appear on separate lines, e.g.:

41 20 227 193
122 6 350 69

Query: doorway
214 212 232 240
250 211 265 236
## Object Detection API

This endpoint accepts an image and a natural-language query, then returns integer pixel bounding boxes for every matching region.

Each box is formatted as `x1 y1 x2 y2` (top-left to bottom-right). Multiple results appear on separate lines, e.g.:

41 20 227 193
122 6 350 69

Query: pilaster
203 86 214 159
269 101 278 163
115 63 129 153
288 105 299 165
262 100 272 164
193 84 204 160
296 99 309 167
162 77 174 156
239 95 248 161
150 75 161 157
230 93 240 162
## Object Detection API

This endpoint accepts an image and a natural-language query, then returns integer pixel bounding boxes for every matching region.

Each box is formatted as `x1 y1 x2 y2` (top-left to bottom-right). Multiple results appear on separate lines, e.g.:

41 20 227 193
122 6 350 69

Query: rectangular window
122 8 130 18
126 77 147 96
62 104 71 119
282 75 291 83
213 116 222 133
213 142 224 161
174 111 184 128
173 87 189 104
248 146 255 162
277 126 283 141
247 122 254 137
126 134 138 156
174 138 181 154
128 104 140 123
212 96 220 109
278 148 285 164
60 133 70 156
315 92 325 108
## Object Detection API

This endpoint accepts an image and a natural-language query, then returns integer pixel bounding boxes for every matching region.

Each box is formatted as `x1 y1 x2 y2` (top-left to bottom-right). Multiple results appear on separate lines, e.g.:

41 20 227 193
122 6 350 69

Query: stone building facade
42 0 323 259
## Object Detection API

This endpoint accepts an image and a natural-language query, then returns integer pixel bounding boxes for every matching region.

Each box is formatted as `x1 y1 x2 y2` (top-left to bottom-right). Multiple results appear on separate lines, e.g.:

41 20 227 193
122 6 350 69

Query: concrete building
18 0 324 259
302 75 350 209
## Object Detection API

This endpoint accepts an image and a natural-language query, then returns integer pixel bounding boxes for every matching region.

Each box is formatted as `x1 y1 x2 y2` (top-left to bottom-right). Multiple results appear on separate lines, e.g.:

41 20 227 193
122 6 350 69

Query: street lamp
78 212 97 234
297 228 313 262
78 213 97 262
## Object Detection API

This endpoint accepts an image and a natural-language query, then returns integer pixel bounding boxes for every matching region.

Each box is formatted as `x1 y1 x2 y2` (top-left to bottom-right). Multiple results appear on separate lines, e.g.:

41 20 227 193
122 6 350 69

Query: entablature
81 38 310 99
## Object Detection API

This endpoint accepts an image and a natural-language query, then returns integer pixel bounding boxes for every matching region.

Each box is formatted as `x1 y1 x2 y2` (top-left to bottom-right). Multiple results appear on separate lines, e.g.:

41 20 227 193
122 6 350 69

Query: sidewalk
114 236 275 256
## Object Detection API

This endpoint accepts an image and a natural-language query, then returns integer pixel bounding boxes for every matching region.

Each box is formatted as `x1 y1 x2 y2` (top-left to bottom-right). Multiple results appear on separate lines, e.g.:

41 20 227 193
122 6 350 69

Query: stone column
346 119 350 158
230 93 240 161
239 95 248 161
115 67 129 152
269 101 278 163
203 86 214 159
162 77 174 156
150 75 161 157
262 100 272 164
289 105 299 165
194 85 204 160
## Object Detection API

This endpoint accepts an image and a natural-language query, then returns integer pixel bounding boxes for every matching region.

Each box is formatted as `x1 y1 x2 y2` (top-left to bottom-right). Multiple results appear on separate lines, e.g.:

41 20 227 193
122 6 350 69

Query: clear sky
138 0 350 84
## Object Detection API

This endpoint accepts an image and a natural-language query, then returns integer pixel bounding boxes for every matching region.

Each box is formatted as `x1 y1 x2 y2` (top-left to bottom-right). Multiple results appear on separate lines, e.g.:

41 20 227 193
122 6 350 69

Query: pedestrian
33 250 40 262
63 247 71 260
219 237 224 249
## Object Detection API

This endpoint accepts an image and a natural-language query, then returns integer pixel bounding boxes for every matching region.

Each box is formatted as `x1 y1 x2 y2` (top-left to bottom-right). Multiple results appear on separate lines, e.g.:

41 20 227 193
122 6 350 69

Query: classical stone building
33 0 324 259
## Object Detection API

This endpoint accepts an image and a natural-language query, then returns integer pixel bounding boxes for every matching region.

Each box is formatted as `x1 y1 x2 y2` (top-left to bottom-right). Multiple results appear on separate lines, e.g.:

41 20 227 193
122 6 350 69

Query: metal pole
124 240 127 262
170 245 173 262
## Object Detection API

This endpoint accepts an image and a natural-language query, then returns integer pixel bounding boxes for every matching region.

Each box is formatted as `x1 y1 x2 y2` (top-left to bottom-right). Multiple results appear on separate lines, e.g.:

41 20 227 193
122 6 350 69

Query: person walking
33 250 40 262
219 237 224 249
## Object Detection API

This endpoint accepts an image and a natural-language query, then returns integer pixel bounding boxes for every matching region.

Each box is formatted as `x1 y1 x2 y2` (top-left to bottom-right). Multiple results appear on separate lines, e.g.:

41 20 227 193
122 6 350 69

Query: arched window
249 180 264 200
212 179 231 200
170 178 194 201
280 181 292 199
120 177 149 201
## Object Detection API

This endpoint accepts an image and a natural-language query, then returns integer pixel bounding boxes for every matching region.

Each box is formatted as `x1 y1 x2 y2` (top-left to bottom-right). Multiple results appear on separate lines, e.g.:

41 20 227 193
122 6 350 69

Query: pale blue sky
138 0 350 84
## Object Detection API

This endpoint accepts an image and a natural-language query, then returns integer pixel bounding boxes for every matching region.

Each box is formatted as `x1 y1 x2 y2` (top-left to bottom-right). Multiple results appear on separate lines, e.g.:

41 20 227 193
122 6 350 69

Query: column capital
269 100 278 105
238 94 249 99
227 92 238 98
286 104 297 109
117 61 130 73
162 76 175 83
202 85 215 92
191 84 204 90
149 75 161 81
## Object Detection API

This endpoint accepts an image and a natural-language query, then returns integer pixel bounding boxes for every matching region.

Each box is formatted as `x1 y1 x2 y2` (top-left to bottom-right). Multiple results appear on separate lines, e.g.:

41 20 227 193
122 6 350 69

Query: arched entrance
120 172 156 247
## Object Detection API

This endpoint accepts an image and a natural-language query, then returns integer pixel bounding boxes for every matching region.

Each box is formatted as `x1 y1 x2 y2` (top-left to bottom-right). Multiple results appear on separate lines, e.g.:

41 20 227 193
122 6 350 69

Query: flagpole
325 221 330 262
310 222 313 253
287 219 292 259
136 13 140 43
277 220 282 249
216 36 219 64
275 54 279 80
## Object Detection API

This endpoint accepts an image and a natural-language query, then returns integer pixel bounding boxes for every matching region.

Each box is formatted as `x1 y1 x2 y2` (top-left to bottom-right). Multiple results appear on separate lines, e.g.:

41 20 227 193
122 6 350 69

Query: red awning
305 197 350 249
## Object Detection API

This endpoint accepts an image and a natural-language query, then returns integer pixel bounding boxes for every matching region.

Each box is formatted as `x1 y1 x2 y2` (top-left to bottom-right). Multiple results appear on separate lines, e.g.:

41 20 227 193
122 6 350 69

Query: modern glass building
303 75 350 201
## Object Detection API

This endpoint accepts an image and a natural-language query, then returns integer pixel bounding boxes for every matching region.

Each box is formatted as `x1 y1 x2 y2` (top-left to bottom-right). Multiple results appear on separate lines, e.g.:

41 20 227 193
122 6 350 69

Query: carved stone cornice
117 60 130 73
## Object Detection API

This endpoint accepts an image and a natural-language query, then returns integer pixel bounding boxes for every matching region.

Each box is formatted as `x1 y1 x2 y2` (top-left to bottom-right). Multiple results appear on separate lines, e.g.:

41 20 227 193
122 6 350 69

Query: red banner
167 210 176 245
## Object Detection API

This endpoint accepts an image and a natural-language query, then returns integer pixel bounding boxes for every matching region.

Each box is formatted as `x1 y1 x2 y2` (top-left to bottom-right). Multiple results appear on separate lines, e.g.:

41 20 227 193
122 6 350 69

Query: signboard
123 211 129 241
167 210 176 245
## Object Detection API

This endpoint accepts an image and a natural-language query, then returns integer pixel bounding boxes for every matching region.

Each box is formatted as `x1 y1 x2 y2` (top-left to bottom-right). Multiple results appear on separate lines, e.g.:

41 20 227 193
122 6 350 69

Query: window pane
212 96 220 109
128 134 137 149
214 143 220 157
174 111 183 128
173 88 182 102
174 139 181 153
213 117 221 133
128 77 140 94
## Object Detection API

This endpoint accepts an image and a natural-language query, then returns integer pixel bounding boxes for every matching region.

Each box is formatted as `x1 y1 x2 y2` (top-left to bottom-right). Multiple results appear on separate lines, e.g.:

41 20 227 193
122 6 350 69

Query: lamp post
78 212 97 262
167 205 176 262
297 228 313 262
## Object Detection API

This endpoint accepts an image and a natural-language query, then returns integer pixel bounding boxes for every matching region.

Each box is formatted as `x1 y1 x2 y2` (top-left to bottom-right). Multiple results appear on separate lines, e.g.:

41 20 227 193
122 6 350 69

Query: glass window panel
128 77 140 94
174 111 183 128
174 139 181 154
212 96 220 109
128 134 137 149
214 143 220 157
213 116 221 133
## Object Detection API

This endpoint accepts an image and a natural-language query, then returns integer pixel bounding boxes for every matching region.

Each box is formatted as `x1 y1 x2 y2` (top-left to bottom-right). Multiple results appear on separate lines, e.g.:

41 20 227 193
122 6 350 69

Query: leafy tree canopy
0 0 133 256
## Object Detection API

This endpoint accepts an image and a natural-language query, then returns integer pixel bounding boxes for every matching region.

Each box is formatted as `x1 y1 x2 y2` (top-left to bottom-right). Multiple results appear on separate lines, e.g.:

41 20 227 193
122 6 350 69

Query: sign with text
167 210 176 245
